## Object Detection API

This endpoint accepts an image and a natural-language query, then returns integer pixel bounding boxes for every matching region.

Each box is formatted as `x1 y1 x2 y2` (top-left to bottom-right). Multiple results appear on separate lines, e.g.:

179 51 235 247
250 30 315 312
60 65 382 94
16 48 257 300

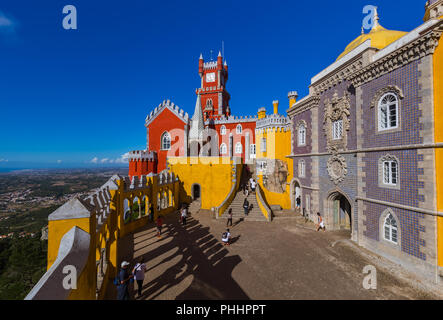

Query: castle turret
273 100 279 115
288 91 298 109
217 51 223 71
258 107 266 119
198 53 204 76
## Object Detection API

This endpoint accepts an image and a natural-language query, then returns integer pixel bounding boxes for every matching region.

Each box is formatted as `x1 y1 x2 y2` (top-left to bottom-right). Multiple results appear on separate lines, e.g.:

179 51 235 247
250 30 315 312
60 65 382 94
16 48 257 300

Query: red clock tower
197 52 230 122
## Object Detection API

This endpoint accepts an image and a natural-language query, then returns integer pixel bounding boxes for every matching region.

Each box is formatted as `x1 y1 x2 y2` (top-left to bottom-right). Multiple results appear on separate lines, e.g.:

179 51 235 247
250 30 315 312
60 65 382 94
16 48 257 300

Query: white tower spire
189 94 205 142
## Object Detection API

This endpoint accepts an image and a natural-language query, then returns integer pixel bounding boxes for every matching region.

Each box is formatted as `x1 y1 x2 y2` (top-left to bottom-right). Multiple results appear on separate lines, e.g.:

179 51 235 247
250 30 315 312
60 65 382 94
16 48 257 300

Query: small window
383 159 398 186
236 124 242 134
235 142 242 154
299 160 305 178
332 120 343 140
220 143 227 155
258 161 267 173
220 125 226 135
298 124 306 146
383 213 398 244
250 144 256 155
161 132 171 150
261 138 267 152
378 93 398 131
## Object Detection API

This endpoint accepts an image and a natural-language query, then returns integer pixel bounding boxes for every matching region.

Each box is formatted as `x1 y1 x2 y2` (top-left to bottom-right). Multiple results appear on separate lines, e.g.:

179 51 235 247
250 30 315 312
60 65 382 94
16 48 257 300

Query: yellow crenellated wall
47 217 93 270
434 33 443 269
168 157 241 211
255 126 293 209
40 175 181 300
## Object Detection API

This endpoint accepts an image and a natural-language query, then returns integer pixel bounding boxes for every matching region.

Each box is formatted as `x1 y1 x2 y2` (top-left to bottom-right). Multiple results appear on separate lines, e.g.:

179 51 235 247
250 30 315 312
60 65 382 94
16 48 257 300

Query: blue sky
0 0 425 169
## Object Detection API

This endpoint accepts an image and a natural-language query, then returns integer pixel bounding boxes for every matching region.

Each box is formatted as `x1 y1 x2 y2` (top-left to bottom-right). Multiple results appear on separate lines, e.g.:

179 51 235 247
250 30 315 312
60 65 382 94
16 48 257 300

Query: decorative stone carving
312 59 363 95
327 153 347 185
323 91 351 152
261 159 288 194
349 24 443 87
370 85 404 109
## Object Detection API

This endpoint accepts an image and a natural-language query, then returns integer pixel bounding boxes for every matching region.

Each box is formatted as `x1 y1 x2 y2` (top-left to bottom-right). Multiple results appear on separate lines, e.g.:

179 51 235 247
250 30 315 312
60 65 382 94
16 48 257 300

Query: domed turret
336 7 407 61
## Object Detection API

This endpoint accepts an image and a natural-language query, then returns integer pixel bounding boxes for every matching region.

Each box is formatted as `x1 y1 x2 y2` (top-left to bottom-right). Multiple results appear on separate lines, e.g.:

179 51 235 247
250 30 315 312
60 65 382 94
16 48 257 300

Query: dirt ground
109 207 443 300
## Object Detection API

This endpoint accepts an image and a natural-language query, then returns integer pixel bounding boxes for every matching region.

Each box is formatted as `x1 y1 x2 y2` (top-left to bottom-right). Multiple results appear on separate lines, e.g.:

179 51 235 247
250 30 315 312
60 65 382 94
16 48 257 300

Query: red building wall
147 107 187 173
213 121 256 162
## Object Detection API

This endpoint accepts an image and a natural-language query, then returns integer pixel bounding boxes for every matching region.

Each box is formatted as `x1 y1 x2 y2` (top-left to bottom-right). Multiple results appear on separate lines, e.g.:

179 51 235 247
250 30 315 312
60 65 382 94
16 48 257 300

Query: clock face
206 72 215 83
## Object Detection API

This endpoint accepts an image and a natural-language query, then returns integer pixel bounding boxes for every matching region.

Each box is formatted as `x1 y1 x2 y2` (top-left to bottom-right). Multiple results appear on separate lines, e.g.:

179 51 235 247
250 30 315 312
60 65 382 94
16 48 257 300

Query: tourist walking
116 261 133 300
156 215 163 237
250 179 257 193
243 198 249 216
317 212 326 232
242 183 249 197
132 259 146 298
296 196 301 210
227 208 233 227
181 205 188 226
222 229 231 246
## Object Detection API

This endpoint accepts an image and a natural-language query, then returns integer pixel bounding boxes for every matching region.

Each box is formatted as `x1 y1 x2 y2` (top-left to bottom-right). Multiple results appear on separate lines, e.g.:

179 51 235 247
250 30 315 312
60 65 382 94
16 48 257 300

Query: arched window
161 132 171 150
383 158 398 186
299 160 306 178
236 124 242 134
235 142 242 154
383 213 398 244
220 125 226 135
220 143 227 155
298 124 306 146
378 93 399 131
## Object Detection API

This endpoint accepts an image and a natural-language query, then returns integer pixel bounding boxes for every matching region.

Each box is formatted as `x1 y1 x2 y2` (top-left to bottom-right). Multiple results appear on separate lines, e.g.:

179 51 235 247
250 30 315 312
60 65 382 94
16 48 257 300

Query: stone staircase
222 190 267 222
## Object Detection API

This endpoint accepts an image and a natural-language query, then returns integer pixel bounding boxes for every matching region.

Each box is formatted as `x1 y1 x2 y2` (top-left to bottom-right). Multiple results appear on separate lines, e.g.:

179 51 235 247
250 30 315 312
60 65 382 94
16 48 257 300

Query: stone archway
327 191 352 235
290 178 302 213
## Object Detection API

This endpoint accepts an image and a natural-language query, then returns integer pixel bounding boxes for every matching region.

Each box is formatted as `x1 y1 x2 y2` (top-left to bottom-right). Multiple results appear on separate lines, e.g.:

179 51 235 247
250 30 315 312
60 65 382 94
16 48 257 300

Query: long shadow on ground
113 212 249 300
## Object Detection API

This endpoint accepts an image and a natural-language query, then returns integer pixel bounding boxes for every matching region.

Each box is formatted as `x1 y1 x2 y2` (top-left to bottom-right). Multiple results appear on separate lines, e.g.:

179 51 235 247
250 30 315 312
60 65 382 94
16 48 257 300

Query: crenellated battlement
128 150 156 162
203 61 218 70
205 114 258 125
145 99 189 127
26 172 181 300
255 113 290 131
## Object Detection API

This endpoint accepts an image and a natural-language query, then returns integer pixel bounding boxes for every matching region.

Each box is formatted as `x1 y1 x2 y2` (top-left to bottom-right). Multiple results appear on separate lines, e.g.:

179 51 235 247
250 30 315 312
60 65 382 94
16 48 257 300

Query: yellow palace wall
434 31 443 269
168 157 242 210
255 127 293 209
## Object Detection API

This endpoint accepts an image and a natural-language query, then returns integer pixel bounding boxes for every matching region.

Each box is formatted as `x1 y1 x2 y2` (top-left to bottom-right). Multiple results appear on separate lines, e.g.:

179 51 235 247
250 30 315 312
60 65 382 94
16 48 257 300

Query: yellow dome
336 23 407 61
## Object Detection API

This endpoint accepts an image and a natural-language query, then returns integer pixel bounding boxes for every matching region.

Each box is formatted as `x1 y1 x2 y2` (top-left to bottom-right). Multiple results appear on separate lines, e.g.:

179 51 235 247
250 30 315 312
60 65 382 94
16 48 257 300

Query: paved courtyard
110 205 443 300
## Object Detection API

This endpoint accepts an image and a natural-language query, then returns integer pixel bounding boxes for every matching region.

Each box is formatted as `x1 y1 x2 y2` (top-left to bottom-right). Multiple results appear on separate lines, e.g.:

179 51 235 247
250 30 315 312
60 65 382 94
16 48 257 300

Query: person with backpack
317 212 326 232
222 229 231 246
181 205 188 226
156 215 163 237
132 259 146 298
116 261 133 300
243 198 249 216
227 208 233 227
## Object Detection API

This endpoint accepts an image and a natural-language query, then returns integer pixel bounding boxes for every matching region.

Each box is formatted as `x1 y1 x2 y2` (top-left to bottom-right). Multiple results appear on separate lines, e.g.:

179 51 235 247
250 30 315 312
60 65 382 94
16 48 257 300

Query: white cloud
0 159 8 163
115 153 129 164
57 160 62 164
0 11 17 33
90 153 128 165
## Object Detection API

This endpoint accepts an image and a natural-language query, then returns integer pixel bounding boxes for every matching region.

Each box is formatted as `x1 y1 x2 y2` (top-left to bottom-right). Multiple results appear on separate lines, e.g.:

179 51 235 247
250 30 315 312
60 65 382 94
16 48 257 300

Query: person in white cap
117 261 133 300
